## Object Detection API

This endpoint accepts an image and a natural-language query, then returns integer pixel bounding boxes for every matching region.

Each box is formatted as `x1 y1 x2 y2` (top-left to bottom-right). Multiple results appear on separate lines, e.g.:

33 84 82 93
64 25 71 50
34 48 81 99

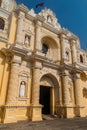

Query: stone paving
0 117 87 130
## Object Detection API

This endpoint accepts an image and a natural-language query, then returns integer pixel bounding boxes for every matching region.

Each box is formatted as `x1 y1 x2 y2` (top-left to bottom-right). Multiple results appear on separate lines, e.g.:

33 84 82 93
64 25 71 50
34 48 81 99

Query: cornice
78 48 86 53
35 15 45 22
42 22 59 34
15 4 29 14
0 36 8 43
25 13 35 21
12 46 28 56
0 7 10 16
76 63 87 71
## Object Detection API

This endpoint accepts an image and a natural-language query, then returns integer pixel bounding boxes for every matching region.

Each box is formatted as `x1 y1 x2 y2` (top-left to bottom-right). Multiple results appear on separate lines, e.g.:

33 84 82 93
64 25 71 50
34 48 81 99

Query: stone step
42 114 58 120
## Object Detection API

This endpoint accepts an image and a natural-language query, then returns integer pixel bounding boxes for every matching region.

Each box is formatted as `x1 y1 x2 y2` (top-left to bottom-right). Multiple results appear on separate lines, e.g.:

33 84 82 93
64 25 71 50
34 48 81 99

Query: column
74 73 85 117
6 56 20 105
0 56 10 105
62 70 69 105
16 11 25 46
35 21 41 50
60 34 66 61
32 68 40 104
74 73 82 106
71 39 77 63
31 67 42 121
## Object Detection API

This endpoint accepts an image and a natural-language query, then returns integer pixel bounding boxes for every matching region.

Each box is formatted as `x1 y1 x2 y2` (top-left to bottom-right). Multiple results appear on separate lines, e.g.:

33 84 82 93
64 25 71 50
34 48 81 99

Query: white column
60 34 66 61
71 40 77 63
16 11 25 46
35 21 41 50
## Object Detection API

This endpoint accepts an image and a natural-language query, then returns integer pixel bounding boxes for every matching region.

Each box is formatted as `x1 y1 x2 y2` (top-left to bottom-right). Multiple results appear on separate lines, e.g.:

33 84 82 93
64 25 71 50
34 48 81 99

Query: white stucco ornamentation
39 8 61 30
0 1 87 123
1 0 16 12
28 9 36 17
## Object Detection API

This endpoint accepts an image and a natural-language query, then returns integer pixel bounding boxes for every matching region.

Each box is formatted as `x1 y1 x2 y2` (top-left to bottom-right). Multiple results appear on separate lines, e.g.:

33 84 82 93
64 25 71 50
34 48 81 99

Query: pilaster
71 39 77 64
74 73 85 117
60 34 66 62
32 68 40 104
16 11 25 47
31 64 42 121
62 70 70 106
59 70 75 118
6 55 21 105
35 21 42 50
0 56 10 105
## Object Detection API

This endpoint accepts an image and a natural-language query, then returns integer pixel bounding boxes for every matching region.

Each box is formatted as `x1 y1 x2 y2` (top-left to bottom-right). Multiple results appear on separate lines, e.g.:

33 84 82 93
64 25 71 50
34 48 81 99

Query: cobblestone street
0 117 87 130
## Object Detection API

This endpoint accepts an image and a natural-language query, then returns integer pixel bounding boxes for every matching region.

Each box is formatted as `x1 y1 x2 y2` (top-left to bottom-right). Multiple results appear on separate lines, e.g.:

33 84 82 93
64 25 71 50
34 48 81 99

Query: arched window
42 44 48 54
80 54 83 63
19 81 26 97
0 18 5 30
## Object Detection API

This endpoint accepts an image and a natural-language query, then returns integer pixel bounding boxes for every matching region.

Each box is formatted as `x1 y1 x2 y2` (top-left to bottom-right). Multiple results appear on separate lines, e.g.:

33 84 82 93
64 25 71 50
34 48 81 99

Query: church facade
0 0 87 123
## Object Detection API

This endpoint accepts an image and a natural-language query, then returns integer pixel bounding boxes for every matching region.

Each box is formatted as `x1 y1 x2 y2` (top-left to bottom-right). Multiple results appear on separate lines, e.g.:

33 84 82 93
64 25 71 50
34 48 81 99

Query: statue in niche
47 15 52 23
19 81 26 97
24 35 30 47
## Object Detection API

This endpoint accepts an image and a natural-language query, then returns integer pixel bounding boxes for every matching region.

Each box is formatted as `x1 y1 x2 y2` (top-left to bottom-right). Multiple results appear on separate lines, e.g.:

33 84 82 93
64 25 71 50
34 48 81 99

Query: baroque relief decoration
68 77 73 102
39 8 61 30
1 0 16 12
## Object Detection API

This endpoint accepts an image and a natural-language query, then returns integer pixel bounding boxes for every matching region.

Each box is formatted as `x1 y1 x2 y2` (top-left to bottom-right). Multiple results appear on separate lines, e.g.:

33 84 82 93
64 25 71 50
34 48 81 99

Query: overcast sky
17 0 87 50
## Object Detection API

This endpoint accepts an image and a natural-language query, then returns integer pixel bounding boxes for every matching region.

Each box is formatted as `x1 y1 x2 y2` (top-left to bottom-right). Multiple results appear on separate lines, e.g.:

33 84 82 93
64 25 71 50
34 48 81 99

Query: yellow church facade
0 0 87 123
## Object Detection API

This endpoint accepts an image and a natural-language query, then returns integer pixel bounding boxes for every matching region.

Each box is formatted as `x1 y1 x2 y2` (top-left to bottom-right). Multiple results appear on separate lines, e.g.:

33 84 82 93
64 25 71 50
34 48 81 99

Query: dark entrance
40 86 51 114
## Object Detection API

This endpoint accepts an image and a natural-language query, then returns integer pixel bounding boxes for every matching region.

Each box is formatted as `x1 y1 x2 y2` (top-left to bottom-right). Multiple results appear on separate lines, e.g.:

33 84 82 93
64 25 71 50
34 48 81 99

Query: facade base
56 106 75 118
0 105 30 123
56 105 85 118
74 106 85 117
30 104 43 121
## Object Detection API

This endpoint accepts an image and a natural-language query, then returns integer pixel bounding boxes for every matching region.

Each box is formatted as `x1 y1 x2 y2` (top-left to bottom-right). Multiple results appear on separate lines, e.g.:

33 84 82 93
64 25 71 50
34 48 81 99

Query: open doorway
39 86 51 114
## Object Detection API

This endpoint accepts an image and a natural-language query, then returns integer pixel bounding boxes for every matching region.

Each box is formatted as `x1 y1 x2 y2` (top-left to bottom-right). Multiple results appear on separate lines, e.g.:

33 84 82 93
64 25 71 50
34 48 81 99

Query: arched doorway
39 74 59 115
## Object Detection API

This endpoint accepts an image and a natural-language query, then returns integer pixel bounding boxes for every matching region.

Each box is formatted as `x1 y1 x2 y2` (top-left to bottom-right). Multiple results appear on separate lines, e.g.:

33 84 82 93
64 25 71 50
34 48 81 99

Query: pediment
39 8 61 30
